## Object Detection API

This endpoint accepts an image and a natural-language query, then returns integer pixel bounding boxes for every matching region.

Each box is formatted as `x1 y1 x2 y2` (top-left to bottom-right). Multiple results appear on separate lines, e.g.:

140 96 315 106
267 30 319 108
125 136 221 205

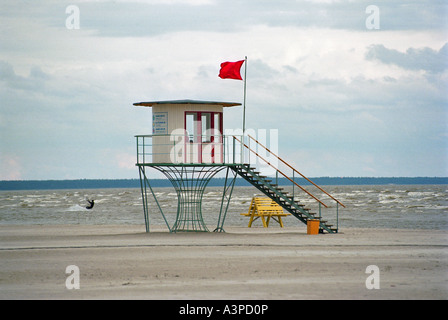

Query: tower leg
214 166 238 232
138 165 172 233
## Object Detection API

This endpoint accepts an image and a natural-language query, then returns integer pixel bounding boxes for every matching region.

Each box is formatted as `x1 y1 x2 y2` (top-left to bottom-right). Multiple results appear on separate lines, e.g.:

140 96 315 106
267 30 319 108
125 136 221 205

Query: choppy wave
66 204 89 212
0 185 447 230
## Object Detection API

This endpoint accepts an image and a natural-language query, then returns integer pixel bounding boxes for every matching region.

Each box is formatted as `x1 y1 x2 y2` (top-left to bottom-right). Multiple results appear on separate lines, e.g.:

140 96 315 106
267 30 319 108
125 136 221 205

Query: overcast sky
1 0 447 180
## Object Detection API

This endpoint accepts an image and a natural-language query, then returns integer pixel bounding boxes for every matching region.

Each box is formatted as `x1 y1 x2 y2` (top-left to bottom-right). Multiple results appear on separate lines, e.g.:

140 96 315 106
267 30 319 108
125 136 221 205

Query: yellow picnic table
240 197 290 228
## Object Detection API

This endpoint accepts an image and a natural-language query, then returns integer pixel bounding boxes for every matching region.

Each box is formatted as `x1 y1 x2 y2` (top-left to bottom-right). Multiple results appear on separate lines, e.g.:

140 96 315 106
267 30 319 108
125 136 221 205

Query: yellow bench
241 197 290 228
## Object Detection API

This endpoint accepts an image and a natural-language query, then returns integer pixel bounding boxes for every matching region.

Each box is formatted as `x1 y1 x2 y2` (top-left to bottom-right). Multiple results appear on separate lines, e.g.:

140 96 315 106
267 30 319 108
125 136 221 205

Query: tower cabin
133 100 241 164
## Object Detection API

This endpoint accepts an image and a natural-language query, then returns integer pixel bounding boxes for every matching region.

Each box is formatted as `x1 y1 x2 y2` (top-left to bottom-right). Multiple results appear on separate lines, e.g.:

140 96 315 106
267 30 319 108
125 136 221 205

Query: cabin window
214 113 221 137
185 112 198 143
185 111 221 143
201 113 211 142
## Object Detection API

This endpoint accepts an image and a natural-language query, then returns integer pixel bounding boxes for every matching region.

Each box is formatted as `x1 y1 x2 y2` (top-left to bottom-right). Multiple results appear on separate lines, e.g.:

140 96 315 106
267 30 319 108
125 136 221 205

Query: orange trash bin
307 219 320 235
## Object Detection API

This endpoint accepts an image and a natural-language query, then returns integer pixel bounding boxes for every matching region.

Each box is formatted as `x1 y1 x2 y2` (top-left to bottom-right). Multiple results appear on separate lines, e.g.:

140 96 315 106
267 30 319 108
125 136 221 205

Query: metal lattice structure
138 163 238 233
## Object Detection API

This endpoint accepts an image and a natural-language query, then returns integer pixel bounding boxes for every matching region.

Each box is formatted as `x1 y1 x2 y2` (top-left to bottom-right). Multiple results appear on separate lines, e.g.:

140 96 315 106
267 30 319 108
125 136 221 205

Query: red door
185 111 222 163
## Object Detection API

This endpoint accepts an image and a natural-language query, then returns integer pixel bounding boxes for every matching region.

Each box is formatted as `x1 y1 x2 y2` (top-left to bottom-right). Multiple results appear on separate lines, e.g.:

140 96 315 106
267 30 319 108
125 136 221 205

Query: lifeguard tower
134 99 344 233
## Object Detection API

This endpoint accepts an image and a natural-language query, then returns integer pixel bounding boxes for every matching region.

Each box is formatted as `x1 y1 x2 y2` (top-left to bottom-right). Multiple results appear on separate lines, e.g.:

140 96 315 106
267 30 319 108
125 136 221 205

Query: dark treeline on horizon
0 177 447 191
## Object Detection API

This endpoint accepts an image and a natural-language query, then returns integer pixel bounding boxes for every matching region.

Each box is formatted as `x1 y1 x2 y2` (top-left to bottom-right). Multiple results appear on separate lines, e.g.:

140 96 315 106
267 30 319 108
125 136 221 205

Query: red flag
219 60 245 80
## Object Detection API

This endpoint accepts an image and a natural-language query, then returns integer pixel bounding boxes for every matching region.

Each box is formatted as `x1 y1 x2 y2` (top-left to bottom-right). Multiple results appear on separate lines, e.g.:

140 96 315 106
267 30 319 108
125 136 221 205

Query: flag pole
243 56 247 134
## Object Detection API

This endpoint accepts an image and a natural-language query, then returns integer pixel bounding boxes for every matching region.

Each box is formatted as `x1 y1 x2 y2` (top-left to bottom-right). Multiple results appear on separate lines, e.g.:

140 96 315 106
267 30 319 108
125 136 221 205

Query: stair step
290 205 304 210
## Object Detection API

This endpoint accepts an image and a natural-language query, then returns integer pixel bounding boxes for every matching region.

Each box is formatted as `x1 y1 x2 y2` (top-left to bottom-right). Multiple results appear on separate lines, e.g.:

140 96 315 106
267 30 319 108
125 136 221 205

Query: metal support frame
138 164 239 233
138 165 171 232
214 166 238 232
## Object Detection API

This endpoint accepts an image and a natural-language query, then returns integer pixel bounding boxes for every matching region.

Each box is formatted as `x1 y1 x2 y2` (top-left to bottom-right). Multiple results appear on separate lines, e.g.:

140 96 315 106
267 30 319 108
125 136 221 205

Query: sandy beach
0 224 446 300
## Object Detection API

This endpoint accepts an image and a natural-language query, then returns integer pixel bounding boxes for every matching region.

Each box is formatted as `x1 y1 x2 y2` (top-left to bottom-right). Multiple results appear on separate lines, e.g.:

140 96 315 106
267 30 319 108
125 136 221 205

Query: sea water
0 185 447 230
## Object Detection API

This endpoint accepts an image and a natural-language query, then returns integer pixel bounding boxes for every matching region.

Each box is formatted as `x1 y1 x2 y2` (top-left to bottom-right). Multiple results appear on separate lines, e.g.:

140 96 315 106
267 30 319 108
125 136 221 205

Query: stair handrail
247 134 346 208
232 135 328 208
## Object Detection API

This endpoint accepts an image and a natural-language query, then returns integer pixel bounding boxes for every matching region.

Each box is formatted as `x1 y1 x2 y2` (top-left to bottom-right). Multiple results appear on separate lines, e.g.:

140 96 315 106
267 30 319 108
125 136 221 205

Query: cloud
0 154 22 180
115 152 137 170
1 1 447 179
0 58 151 179
78 1 447 37
2 0 441 40
0 61 50 91
365 43 448 74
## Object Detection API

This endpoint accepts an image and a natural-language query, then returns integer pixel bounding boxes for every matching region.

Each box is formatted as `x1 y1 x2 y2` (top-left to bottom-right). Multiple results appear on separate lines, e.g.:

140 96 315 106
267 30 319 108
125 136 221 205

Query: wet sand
0 224 446 299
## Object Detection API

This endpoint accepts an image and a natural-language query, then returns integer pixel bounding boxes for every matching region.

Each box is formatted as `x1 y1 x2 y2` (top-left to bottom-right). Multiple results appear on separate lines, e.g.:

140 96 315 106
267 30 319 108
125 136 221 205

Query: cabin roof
133 99 241 107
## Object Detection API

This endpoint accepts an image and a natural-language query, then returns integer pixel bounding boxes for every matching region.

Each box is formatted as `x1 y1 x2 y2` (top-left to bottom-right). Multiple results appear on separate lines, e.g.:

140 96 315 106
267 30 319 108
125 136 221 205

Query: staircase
231 135 345 234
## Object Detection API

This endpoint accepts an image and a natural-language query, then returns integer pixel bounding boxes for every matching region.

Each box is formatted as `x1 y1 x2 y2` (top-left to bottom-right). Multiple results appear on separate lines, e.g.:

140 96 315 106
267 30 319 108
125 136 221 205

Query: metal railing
135 134 249 165
246 134 345 209
233 134 344 231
